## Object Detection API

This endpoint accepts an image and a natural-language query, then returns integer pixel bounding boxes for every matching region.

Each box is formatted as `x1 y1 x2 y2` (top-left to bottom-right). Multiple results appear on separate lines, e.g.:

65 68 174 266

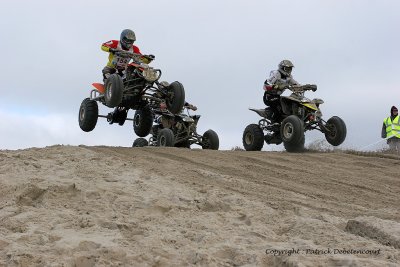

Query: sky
0 0 399 151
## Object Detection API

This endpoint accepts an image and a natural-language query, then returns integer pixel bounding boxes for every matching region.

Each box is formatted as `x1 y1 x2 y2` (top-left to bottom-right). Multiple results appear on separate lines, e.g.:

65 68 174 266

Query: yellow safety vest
384 116 400 139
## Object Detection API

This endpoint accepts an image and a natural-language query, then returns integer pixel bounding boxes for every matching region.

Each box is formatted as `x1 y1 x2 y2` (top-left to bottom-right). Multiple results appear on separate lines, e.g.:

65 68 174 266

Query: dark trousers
264 93 281 121
102 66 123 82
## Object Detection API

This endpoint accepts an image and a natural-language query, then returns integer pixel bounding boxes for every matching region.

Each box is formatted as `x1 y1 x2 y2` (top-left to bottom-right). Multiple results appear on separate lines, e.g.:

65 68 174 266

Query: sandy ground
0 145 399 266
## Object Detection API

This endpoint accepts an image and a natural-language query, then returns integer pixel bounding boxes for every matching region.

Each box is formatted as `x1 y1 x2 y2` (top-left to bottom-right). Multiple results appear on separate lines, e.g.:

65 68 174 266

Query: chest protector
111 42 134 69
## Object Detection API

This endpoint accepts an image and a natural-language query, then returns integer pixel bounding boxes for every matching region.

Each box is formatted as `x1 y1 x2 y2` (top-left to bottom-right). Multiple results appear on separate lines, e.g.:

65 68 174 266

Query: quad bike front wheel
157 128 175 147
132 138 149 147
79 98 98 132
104 74 124 108
133 107 153 137
280 115 305 151
324 116 347 146
202 129 219 150
242 124 264 151
166 81 185 114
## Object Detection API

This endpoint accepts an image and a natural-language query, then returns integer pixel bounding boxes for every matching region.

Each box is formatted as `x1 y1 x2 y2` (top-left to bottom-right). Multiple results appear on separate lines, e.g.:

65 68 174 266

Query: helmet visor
283 66 292 74
122 36 135 46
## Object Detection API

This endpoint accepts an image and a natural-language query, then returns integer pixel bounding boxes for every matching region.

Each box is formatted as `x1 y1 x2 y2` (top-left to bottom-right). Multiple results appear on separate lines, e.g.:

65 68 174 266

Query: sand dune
0 145 399 266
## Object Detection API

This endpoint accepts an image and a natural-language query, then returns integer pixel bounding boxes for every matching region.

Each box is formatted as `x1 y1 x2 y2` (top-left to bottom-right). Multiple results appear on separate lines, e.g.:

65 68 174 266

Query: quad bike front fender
302 103 319 111
92 83 105 94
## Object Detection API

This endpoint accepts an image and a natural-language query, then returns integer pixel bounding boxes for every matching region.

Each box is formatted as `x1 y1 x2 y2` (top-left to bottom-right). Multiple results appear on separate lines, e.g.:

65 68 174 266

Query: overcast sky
1 0 399 151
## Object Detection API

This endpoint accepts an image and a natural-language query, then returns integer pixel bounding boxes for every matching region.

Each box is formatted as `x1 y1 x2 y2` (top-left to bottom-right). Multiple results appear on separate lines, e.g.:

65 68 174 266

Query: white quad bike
243 84 347 152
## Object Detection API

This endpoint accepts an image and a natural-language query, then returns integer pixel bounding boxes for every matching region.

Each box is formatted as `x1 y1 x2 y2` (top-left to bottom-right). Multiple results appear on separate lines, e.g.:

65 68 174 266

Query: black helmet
120 29 136 50
278 60 294 77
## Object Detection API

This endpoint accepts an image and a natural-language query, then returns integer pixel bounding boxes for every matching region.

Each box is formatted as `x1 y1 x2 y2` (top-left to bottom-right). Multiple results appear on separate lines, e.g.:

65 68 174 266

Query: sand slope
0 145 399 266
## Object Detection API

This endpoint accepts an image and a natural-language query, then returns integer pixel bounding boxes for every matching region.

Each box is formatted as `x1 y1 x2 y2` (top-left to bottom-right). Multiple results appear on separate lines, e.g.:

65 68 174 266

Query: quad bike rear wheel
242 124 264 151
157 128 175 147
133 107 153 137
132 138 149 147
104 74 124 108
202 129 219 150
283 135 305 153
79 98 98 132
324 116 347 146
280 115 305 151
166 81 185 114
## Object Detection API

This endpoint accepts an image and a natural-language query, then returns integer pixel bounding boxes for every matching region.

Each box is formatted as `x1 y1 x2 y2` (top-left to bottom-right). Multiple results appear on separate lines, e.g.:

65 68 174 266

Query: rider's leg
102 66 116 82
269 99 281 122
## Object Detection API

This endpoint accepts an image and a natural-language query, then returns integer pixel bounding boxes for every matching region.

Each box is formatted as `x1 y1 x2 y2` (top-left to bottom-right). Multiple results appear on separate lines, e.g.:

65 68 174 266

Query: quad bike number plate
113 56 130 69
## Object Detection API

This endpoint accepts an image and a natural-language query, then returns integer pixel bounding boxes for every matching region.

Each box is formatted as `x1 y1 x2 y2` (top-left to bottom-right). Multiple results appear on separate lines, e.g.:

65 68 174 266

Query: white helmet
278 60 294 77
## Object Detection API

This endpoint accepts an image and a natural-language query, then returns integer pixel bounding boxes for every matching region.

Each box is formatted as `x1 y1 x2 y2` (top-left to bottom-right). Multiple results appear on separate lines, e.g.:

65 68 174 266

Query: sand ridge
0 145 399 266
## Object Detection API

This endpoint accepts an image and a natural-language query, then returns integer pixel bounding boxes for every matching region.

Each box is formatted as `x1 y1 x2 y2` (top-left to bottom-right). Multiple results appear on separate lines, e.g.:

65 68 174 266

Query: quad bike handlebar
289 84 317 92
114 50 155 62
184 104 197 111
265 83 317 94
153 104 197 118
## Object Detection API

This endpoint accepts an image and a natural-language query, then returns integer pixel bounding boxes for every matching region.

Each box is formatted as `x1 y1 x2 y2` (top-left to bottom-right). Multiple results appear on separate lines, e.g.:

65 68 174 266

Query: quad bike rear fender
249 108 267 118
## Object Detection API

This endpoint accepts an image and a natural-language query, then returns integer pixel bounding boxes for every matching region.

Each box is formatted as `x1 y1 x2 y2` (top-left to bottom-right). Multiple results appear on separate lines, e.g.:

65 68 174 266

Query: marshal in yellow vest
384 116 400 139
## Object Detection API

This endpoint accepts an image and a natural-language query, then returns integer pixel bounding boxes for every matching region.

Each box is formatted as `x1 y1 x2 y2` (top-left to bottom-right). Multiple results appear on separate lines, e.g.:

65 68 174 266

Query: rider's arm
132 45 150 64
131 45 155 64
268 71 288 87
268 70 300 86
266 71 288 93
288 76 300 86
265 71 279 94
101 40 118 53
140 57 152 64
267 70 281 85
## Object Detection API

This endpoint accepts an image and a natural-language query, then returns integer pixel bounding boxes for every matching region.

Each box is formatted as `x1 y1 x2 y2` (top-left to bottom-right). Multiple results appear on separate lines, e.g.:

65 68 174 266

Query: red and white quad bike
78 50 185 137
